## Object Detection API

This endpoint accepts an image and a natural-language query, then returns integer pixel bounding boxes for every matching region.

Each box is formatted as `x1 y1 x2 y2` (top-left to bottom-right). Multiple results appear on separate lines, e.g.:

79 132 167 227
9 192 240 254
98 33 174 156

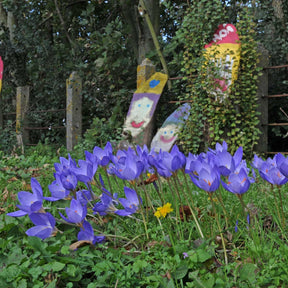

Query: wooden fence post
137 58 156 89
137 58 156 147
66 71 82 151
16 86 30 149
255 45 269 153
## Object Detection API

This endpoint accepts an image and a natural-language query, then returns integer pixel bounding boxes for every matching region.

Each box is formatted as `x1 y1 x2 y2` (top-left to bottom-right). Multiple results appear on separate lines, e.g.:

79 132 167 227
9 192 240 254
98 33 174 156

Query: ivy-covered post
66 72 82 151
255 45 269 153
0 57 3 130
16 86 30 149
0 95 2 129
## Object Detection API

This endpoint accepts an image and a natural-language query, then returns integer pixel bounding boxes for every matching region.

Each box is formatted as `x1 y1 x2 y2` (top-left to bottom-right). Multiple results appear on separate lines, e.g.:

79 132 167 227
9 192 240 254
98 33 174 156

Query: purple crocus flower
44 174 70 201
70 160 96 184
93 189 118 216
185 154 214 177
110 148 144 181
76 190 93 206
221 168 251 195
251 154 265 170
54 154 77 176
275 153 288 178
26 212 56 240
148 150 172 178
93 142 113 167
185 152 199 174
115 187 142 216
60 173 78 191
77 220 105 244
209 141 228 154
215 146 243 177
85 150 99 173
148 146 185 178
136 145 151 172
7 178 44 217
234 160 255 183
163 145 186 171
59 198 87 224
259 155 288 186
189 161 220 193
259 164 288 186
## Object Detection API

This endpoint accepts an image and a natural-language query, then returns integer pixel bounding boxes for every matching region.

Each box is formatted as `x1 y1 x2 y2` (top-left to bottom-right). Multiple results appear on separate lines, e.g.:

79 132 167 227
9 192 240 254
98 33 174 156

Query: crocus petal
30 201 43 212
7 210 27 217
31 178 43 198
115 209 134 216
29 212 56 227
26 226 53 240
18 191 38 206
124 187 139 205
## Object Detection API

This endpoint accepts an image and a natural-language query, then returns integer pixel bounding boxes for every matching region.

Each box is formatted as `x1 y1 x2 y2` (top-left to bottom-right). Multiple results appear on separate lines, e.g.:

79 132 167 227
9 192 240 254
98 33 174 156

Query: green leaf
60 245 70 255
174 265 188 280
28 266 43 280
66 264 77 277
190 249 212 263
167 279 176 288
42 261 65 272
0 264 21 282
27 237 51 259
17 279 28 288
239 263 257 283
132 259 148 273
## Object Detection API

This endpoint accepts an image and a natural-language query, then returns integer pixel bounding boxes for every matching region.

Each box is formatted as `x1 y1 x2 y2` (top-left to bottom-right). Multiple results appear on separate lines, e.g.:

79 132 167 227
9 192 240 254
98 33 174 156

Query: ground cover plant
1 141 288 287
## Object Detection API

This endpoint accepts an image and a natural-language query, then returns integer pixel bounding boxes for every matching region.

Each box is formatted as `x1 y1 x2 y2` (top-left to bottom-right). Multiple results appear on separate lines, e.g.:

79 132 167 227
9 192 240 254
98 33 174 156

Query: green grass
1 144 288 287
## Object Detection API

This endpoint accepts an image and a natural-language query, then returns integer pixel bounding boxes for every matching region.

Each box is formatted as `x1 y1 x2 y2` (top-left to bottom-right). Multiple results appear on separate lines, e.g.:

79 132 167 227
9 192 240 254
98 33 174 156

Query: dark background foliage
0 0 287 153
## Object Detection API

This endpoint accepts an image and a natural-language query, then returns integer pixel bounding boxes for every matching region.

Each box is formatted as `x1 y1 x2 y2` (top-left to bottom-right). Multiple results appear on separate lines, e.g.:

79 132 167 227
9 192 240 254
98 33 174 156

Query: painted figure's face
151 124 179 152
125 96 154 136
204 24 240 102
159 124 178 144
212 54 234 94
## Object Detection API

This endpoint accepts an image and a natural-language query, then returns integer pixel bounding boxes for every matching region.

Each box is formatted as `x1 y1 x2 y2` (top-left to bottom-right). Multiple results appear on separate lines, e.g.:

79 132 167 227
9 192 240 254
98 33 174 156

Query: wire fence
1 65 287 152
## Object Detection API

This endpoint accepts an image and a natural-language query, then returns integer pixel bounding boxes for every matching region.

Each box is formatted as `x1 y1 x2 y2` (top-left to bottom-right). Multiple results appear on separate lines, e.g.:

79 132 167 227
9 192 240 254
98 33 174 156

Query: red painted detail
131 121 145 128
160 135 175 143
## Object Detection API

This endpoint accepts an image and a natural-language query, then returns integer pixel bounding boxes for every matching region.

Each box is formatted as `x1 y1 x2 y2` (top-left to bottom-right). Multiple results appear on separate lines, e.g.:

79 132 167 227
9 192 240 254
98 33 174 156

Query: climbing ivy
177 0 261 157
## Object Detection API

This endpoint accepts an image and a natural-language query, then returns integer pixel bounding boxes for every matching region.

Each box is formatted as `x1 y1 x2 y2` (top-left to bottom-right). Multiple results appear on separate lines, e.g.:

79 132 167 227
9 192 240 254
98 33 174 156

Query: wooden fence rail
262 63 288 154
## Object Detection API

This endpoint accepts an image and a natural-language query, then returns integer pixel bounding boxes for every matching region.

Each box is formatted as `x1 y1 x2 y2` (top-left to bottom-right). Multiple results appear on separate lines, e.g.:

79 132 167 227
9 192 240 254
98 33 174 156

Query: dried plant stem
167 177 184 238
208 192 228 265
277 185 285 228
271 184 282 227
214 190 229 228
179 172 204 238
133 185 149 240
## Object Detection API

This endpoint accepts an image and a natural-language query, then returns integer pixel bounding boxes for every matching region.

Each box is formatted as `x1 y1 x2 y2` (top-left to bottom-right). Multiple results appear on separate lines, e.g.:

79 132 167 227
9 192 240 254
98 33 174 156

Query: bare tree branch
54 0 75 48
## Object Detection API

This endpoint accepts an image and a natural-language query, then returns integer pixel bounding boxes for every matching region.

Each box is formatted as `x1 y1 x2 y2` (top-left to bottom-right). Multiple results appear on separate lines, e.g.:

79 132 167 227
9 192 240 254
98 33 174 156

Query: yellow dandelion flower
154 203 173 218
154 210 161 218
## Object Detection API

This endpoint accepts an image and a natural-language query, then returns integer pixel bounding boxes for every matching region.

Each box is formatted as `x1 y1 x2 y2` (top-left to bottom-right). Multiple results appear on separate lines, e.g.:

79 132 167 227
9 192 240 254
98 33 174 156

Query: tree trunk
120 0 161 148
119 0 160 64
